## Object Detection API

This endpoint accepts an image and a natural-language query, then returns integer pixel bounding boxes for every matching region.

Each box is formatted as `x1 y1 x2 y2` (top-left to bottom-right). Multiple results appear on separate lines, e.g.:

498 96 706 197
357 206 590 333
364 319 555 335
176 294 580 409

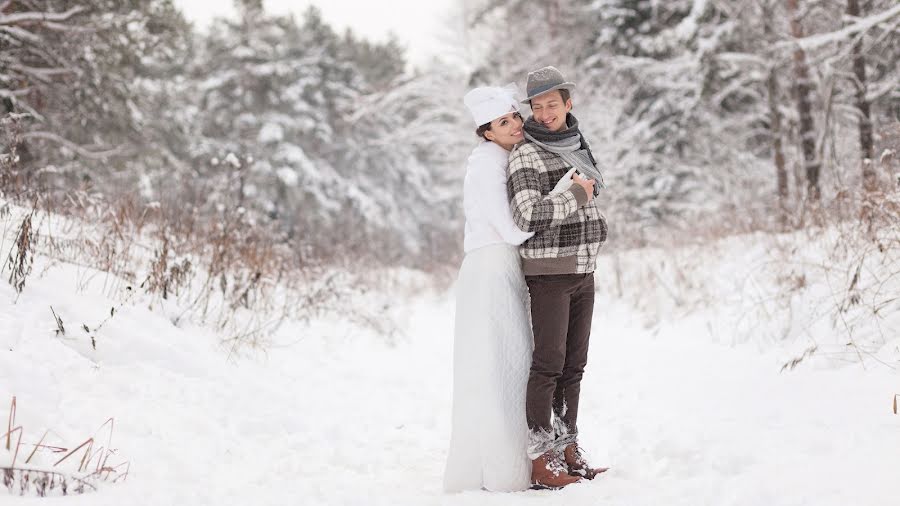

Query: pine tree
1 0 193 199
0 1 88 188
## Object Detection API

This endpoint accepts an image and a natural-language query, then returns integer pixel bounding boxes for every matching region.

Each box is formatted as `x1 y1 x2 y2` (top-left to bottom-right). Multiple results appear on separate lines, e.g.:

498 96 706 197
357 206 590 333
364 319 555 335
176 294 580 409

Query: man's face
530 90 572 132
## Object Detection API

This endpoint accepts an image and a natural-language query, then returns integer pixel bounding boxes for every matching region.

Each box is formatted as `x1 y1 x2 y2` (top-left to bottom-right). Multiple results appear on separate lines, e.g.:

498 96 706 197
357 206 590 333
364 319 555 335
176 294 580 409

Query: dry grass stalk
4 208 34 294
25 430 49 464
52 437 94 470
780 345 818 373
2 397 128 496
4 396 14 451
3 397 23 469
49 306 65 336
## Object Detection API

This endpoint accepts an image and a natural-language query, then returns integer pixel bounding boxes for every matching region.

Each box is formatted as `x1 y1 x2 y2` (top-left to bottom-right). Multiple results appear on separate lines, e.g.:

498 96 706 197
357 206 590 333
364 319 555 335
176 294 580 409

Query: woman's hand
549 167 577 196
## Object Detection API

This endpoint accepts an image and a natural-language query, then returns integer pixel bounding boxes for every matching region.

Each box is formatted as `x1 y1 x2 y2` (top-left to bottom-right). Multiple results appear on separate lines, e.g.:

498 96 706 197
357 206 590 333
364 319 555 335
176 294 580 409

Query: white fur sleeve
472 165 534 245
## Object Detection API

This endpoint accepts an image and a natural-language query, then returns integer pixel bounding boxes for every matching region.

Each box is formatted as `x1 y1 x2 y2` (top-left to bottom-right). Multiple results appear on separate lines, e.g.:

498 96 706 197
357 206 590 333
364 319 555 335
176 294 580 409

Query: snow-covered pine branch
776 3 900 52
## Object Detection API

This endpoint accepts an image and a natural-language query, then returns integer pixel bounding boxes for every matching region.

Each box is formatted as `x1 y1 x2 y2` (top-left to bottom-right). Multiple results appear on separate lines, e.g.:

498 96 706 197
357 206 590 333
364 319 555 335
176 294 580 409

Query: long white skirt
443 243 532 493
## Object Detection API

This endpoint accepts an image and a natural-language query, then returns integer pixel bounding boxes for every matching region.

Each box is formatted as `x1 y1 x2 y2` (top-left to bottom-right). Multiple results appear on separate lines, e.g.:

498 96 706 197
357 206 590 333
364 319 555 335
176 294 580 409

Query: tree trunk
767 68 789 221
546 0 560 39
786 0 821 202
763 3 789 225
847 0 876 193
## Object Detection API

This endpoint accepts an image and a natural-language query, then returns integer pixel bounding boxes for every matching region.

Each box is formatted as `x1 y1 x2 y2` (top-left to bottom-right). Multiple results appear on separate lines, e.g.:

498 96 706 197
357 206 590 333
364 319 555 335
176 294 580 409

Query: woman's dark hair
475 111 523 140
476 122 492 140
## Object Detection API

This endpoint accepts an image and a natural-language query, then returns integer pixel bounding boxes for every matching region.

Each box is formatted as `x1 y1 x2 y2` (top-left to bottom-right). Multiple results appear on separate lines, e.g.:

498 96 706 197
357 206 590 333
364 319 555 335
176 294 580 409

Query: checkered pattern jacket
507 141 608 276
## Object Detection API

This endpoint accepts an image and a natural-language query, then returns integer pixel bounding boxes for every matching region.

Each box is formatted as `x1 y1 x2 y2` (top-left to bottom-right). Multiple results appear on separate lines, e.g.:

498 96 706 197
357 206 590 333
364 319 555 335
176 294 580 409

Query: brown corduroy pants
524 273 594 438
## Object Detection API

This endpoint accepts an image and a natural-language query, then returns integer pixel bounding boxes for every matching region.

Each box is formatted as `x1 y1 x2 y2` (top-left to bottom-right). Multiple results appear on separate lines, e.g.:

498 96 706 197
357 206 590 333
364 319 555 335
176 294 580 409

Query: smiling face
530 90 572 132
483 111 524 150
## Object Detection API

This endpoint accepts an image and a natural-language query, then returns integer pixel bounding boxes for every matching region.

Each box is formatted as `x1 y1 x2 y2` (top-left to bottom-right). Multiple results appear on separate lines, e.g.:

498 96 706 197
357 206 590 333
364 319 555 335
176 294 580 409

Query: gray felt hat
521 66 576 104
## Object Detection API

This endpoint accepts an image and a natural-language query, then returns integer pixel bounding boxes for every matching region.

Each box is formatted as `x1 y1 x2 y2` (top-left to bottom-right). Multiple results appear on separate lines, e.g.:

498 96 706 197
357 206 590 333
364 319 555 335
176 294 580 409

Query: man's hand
573 172 595 201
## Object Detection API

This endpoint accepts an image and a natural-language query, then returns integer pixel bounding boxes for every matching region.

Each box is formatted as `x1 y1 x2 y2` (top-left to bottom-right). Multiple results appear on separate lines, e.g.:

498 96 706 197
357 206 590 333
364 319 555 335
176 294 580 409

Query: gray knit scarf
523 114 606 195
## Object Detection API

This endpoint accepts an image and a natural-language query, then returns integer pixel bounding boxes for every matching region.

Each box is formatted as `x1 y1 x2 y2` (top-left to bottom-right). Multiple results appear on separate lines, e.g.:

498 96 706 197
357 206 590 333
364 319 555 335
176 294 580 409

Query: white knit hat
463 83 520 127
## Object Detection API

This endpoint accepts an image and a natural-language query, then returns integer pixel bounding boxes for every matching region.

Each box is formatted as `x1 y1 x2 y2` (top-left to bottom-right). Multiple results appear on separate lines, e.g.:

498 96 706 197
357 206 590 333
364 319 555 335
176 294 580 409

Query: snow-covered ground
2 210 899 505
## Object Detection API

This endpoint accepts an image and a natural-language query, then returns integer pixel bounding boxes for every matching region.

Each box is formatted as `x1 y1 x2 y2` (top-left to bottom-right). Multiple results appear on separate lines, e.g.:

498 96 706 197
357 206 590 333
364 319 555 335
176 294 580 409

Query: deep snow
1 217 898 505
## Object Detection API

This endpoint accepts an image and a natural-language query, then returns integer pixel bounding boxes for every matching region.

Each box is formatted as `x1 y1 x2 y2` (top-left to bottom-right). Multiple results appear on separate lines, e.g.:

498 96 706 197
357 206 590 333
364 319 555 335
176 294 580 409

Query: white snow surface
1 217 898 504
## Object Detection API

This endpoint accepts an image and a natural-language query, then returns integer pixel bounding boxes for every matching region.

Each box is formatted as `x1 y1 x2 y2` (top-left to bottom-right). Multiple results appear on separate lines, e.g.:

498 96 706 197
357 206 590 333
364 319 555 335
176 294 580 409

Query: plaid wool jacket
507 141 608 276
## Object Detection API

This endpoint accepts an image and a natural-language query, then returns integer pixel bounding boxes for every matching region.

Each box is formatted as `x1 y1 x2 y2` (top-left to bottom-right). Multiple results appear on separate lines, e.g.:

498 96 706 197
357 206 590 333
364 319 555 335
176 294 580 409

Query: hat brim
521 82 576 104
475 105 520 127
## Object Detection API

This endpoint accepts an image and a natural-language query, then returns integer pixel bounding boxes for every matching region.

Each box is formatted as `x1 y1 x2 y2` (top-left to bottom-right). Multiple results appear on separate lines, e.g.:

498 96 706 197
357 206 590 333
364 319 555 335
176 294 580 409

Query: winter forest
1 0 899 504
2 0 899 260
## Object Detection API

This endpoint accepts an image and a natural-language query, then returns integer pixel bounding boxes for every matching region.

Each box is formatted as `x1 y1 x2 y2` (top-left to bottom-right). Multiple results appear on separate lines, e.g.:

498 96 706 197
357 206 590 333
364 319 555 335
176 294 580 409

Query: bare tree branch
21 132 124 160
0 6 86 27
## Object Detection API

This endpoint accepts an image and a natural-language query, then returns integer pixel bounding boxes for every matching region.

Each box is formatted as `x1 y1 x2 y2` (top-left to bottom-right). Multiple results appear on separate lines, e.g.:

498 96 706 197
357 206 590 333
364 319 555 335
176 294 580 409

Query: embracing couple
444 66 609 492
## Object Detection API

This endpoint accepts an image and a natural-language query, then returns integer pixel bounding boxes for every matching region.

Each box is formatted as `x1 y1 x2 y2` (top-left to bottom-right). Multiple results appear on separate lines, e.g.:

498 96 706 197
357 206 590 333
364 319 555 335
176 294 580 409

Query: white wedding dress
443 141 534 493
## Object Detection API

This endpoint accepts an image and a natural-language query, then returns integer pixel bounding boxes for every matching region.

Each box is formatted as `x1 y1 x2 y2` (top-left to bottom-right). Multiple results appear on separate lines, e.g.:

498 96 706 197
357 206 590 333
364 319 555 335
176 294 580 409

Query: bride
443 84 587 492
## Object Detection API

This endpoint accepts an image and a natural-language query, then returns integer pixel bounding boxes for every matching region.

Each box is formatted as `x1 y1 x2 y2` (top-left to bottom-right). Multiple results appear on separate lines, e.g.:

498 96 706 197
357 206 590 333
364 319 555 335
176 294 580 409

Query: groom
507 66 608 489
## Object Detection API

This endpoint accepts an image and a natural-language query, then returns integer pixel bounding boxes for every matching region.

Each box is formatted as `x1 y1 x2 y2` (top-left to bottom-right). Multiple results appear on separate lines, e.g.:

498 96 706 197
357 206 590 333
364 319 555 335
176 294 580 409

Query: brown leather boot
530 451 582 490
564 443 609 479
